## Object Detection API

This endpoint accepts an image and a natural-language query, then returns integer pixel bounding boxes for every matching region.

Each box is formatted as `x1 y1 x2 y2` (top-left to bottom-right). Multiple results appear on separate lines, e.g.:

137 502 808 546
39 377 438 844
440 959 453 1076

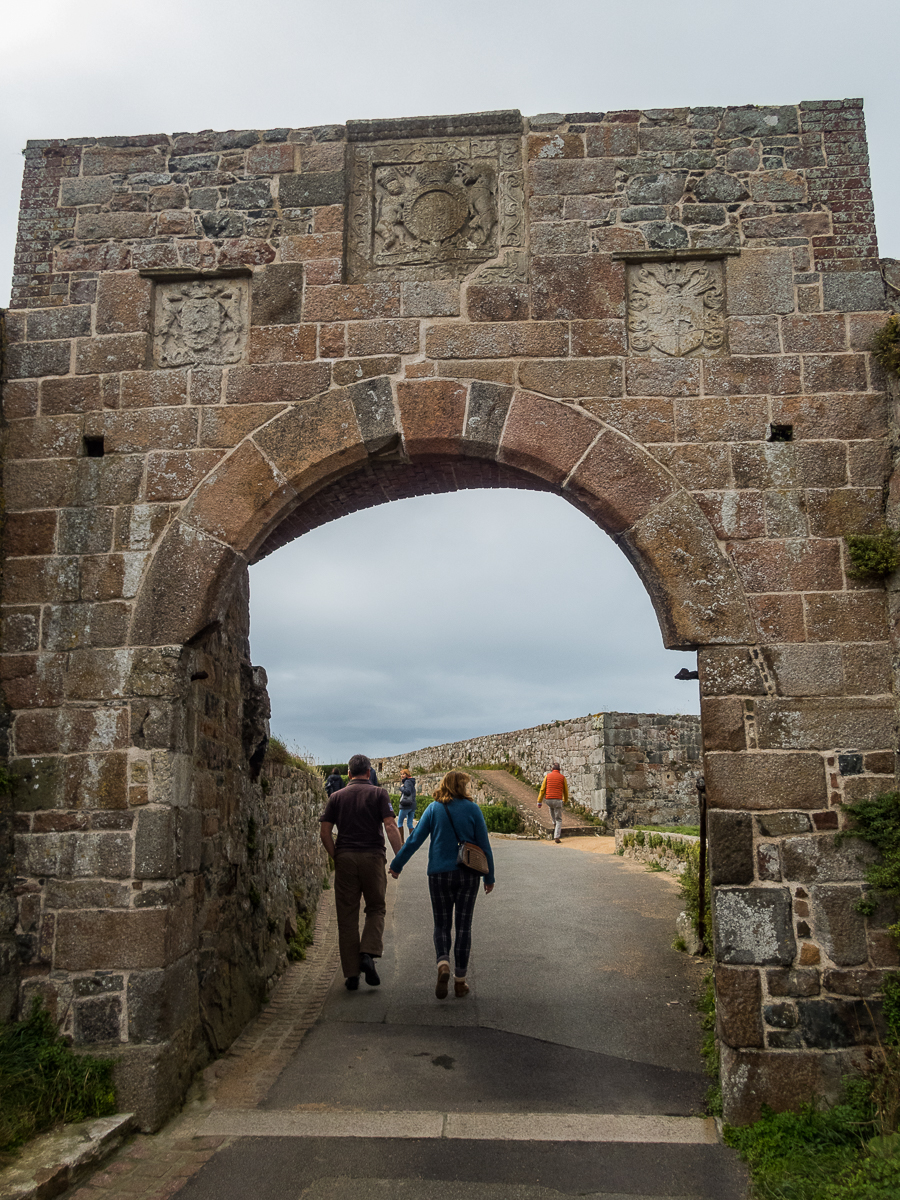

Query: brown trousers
333 851 387 979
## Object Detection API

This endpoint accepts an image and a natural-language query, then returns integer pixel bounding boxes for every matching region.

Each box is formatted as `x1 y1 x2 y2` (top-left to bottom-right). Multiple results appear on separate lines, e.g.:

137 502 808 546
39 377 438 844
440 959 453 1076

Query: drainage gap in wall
766 424 793 443
83 436 105 457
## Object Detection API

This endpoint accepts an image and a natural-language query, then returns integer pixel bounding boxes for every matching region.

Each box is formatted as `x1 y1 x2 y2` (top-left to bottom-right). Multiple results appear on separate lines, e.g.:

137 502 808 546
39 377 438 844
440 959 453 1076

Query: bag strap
441 800 463 845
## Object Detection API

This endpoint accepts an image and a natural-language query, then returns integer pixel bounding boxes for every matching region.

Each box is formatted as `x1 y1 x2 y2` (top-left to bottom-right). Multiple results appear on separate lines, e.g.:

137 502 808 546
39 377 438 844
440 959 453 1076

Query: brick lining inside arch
253 458 559 561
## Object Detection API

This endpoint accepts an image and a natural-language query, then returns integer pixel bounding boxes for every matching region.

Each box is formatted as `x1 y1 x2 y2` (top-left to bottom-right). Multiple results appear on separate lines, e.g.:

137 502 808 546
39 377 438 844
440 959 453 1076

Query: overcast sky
3 1 898 761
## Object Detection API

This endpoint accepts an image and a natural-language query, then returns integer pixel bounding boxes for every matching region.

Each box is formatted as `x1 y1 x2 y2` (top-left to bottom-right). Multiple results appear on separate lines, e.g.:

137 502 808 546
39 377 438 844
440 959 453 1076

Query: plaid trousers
428 868 481 975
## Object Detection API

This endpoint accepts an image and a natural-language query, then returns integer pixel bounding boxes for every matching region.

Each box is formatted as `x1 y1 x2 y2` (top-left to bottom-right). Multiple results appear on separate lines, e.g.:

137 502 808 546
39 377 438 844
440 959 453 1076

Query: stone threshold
0 1113 135 1200
190 1109 718 1145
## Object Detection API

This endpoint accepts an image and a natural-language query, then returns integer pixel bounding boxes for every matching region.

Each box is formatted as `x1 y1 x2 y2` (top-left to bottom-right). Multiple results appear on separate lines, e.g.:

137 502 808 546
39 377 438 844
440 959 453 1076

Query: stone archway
3 101 896 1130
131 379 754 651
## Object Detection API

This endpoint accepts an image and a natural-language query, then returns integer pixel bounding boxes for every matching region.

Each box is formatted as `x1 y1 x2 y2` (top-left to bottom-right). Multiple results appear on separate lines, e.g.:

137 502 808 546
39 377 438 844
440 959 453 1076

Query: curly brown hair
434 770 472 804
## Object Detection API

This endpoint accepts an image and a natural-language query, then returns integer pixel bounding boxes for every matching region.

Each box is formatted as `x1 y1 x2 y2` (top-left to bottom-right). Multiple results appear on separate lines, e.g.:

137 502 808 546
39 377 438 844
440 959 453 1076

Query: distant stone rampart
376 710 702 827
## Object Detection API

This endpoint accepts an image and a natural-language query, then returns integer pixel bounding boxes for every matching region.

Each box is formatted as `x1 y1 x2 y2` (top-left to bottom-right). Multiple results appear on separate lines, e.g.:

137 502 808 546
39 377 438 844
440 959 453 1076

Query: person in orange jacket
537 762 568 843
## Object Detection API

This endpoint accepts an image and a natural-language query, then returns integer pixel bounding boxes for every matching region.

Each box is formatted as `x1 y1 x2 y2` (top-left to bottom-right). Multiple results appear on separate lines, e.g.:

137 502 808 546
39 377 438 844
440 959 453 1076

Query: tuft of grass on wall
0 1001 116 1156
845 530 900 580
872 313 900 377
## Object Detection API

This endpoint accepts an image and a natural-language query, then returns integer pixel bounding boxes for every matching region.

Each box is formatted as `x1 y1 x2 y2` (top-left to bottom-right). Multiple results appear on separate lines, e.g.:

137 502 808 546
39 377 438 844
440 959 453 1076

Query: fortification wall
377 710 702 827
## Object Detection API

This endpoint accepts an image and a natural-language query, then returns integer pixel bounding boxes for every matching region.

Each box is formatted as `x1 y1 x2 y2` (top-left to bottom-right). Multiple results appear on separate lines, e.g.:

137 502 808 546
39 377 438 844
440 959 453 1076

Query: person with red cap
538 762 568 843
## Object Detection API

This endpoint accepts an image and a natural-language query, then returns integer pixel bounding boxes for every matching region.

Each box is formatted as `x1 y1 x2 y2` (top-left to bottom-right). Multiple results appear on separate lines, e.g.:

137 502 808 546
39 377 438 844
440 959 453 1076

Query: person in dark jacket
397 768 417 843
325 768 345 796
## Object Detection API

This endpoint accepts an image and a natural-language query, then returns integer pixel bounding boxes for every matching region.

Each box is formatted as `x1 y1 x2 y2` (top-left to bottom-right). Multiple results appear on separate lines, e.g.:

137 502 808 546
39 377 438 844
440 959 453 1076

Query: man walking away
538 762 568 844
397 768 417 844
320 754 401 990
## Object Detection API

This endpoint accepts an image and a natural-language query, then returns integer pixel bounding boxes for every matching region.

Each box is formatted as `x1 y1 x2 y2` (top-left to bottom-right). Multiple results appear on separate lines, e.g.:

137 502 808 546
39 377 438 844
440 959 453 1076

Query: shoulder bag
441 802 490 875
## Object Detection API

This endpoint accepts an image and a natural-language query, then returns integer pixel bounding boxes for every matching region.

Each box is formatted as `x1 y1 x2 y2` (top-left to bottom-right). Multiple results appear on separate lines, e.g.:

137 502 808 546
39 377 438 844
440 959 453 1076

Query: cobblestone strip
66 890 339 1200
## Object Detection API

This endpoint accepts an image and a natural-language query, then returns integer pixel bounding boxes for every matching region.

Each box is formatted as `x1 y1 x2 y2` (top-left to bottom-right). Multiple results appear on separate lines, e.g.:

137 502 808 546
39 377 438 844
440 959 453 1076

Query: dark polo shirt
320 781 394 857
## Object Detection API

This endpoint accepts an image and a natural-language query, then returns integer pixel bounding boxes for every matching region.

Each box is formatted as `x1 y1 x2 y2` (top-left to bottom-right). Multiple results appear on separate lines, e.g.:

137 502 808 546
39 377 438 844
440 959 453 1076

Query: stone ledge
346 110 523 142
0 1113 135 1200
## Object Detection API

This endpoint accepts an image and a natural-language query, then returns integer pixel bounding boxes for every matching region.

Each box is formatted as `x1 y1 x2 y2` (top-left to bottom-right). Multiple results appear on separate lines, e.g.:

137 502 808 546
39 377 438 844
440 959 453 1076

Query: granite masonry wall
376 710 703 827
2 99 899 1125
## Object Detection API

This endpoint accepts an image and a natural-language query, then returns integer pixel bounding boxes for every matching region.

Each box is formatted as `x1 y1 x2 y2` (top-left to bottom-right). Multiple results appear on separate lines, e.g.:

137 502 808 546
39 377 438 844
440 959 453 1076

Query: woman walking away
389 770 495 999
397 768 417 843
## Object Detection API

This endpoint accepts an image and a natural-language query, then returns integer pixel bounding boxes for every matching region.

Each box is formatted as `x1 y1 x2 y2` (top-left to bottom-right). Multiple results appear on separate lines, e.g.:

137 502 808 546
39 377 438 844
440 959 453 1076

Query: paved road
175 837 748 1200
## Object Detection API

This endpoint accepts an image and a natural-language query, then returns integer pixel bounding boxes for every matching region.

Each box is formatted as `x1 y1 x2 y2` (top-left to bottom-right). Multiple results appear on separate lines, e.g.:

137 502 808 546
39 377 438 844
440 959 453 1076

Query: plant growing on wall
845 530 900 580
872 314 900 377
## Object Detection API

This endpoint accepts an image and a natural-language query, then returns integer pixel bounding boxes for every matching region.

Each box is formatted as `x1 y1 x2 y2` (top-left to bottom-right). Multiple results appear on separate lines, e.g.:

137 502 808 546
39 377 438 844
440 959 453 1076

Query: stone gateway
2 100 899 1129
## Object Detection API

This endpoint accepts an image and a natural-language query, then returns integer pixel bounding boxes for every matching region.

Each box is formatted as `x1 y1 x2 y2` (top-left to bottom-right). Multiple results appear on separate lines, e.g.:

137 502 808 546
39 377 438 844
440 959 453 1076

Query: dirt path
472 768 599 838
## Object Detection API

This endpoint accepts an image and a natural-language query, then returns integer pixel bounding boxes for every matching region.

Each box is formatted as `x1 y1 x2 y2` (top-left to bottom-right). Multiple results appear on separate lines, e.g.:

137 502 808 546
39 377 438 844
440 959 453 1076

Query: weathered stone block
247 325 317 364
532 256 624 321
303 285 400 323
401 281 460 318
698 646 767 696
757 843 782 881
781 835 879 884
225 363 330 405
425 321 568 360
7 340 72 379
250 263 305 325
519 360 622 399
708 810 754 883
278 171 345 208
766 968 820 997
528 159 615 195
346 320 419 357
74 994 123 1044
798 997 884 1048
803 594 888 644
75 333 148 376
701 699 746 754
715 965 763 1047
703 356 801 396
821 271 885 313
127 957 196 1043
725 250 794 316
466 285 530 322
706 753 826 812
714 887 796 966
463 382 514 456
95 274 153 335
135 808 176 879
810 884 868 966
396 380 468 457
755 697 893 752
55 903 191 971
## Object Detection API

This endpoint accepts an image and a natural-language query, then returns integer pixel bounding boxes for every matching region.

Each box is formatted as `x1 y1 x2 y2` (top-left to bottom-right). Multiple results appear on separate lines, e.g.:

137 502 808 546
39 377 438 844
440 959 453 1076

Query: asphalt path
180 836 748 1199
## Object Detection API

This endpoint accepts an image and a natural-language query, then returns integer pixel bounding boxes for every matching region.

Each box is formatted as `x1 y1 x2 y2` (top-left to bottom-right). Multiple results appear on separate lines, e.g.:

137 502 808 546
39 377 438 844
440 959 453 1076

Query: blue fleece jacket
389 797 495 886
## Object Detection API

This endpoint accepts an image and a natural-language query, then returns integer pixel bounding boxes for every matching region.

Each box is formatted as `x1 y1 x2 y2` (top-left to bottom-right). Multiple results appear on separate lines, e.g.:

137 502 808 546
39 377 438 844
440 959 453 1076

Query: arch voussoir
497 390 600 484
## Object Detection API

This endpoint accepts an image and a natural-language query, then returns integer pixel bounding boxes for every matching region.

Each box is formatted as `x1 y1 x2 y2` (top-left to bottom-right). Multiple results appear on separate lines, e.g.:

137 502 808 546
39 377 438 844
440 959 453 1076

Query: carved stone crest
626 261 726 357
347 135 522 282
153 277 249 367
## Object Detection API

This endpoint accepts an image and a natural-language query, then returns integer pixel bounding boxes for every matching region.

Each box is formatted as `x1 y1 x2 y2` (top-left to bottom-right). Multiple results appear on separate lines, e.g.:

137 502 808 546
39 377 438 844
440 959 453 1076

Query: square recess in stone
347 135 523 283
152 276 250 368
626 258 727 358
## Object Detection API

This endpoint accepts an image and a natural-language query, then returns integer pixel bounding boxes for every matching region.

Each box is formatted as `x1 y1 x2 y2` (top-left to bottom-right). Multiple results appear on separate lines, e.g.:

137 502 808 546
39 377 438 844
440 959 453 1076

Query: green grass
480 802 524 834
724 1078 900 1200
287 910 317 961
0 1001 117 1155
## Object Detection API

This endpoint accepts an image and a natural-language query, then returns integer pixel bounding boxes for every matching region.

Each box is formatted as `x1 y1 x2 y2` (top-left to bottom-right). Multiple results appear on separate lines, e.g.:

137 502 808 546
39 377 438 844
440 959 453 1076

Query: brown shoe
435 963 450 999
454 977 469 998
